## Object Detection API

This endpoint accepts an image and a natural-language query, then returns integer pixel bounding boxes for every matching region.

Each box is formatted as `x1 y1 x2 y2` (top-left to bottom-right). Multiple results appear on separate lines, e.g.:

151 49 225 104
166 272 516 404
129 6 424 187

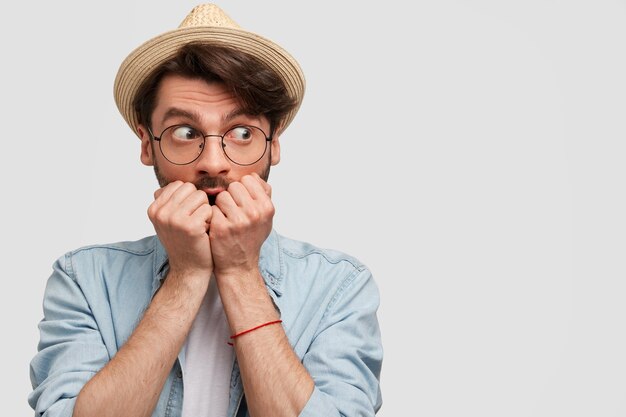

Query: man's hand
209 173 274 277
148 180 214 276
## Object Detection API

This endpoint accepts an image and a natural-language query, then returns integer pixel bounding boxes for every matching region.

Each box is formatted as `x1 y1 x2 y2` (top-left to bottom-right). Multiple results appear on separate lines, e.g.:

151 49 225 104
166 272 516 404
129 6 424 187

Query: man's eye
229 126 253 141
171 126 201 140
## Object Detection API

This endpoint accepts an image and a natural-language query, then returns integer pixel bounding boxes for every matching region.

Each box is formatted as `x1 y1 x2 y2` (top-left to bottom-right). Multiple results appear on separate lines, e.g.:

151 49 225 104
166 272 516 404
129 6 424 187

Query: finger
214 189 241 219
178 189 210 216
167 182 200 206
241 174 270 201
191 203 213 231
251 172 272 197
153 180 184 202
209 205 228 236
148 181 184 221
226 181 253 207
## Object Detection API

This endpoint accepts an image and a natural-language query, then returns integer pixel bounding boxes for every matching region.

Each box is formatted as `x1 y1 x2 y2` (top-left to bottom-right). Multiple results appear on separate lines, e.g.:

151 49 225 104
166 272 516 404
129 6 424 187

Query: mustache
194 176 230 190
153 163 231 196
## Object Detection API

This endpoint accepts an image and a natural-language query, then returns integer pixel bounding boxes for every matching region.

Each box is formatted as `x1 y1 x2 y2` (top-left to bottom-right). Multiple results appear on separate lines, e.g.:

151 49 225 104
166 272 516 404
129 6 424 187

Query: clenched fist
148 181 214 278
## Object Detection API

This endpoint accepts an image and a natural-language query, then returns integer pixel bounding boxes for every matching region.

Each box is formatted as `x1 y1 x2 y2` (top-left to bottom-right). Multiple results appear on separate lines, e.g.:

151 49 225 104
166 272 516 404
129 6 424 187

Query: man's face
137 74 281 204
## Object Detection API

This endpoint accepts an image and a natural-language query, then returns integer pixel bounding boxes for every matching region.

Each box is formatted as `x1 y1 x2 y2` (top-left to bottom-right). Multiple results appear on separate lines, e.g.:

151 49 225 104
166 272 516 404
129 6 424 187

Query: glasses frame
148 124 273 166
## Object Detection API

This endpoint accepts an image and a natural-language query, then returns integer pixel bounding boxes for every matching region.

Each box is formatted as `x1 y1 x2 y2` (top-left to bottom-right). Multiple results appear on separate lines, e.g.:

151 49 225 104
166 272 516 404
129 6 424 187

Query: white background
2 0 626 415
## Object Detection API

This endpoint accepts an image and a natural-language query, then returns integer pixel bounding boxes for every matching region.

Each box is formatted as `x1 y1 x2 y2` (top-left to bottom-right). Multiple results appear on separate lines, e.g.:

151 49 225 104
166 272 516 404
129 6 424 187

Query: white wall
3 1 626 415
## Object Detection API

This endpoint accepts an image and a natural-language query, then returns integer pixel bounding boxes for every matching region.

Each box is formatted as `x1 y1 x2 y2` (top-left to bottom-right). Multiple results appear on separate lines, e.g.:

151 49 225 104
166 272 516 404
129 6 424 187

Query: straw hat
114 3 305 137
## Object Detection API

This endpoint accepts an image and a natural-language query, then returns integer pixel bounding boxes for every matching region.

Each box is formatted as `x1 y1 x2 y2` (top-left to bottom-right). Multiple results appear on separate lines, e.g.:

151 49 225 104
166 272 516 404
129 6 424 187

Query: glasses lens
159 125 204 164
157 125 269 165
222 126 268 165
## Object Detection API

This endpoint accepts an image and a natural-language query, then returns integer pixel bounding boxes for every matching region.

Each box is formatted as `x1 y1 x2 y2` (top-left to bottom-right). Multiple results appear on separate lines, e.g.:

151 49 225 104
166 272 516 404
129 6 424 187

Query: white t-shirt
181 278 234 417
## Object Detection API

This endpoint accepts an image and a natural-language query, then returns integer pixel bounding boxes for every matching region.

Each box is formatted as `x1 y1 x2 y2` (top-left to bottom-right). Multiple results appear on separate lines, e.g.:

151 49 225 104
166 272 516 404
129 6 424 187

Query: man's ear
270 134 281 166
137 125 154 166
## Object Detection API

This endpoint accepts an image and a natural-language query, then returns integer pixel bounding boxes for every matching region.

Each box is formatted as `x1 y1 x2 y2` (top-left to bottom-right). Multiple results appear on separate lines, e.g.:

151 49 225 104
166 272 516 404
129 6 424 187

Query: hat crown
178 4 240 29
115 3 305 138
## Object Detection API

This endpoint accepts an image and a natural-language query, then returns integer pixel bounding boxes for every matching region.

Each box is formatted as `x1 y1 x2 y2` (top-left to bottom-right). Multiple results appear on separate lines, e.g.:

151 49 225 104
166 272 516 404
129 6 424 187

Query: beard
152 146 272 205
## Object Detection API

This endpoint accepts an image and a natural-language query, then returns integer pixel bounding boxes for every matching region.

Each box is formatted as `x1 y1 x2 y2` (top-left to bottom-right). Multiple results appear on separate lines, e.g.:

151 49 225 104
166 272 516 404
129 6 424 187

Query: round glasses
149 124 272 166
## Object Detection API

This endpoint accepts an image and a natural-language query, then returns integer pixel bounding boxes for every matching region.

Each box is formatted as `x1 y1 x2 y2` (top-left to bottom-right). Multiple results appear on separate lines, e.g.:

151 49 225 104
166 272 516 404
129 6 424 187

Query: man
29 4 382 417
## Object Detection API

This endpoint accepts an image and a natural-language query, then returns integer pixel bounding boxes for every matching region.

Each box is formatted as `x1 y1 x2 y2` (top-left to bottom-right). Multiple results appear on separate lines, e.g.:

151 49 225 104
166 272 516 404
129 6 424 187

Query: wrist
147 269 210 329
215 267 279 333
163 267 212 294
213 258 259 280
167 262 213 279
214 264 258 283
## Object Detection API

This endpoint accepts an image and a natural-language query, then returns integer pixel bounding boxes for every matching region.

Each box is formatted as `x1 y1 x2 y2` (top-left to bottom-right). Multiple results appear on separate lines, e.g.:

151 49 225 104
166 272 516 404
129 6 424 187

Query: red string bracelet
227 319 283 345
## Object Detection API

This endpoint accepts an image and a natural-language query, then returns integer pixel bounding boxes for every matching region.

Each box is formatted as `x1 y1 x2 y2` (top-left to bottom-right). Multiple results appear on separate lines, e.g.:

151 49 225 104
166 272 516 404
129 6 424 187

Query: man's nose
195 136 231 176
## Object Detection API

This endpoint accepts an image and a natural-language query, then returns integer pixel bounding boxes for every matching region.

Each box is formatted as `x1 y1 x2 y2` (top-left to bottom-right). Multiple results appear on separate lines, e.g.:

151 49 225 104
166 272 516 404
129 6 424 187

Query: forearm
218 269 314 417
235 325 314 417
73 271 208 417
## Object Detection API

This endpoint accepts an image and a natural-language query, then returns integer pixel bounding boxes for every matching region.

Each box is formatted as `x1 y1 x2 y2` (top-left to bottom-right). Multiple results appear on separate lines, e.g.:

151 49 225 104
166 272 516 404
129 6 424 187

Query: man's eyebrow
161 107 259 126
161 107 201 125
222 108 259 124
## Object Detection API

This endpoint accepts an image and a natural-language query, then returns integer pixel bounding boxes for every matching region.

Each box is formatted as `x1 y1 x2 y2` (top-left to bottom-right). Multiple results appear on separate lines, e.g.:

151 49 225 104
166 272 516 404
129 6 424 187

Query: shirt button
177 370 183 378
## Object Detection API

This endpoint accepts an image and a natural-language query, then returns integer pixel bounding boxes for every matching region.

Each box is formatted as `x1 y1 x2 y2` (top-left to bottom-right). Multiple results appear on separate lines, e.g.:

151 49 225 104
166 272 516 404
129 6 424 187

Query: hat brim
114 26 305 137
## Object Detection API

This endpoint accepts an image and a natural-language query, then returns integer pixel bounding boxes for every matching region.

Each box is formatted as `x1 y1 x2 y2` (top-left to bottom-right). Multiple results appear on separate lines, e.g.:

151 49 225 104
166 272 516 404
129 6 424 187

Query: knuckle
166 181 182 193
248 209 261 222
233 222 249 234
262 200 275 215
182 182 196 191
200 205 212 220
154 210 170 225
210 224 226 239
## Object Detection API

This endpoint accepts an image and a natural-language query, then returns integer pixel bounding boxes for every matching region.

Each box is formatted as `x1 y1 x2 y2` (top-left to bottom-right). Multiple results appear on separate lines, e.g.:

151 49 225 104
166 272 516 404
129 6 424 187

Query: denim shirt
29 230 383 416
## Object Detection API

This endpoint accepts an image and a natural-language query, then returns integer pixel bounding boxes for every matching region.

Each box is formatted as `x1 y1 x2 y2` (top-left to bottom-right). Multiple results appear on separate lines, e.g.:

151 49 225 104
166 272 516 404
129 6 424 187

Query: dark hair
133 43 297 135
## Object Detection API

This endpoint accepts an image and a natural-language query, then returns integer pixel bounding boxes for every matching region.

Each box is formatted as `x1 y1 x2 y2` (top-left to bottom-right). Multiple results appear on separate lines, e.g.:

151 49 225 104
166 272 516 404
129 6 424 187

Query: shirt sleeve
28 253 110 416
298 267 383 417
